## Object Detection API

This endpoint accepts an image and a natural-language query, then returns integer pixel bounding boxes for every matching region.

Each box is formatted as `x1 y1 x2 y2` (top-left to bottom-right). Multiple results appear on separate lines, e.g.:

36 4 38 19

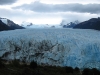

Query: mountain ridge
0 18 24 31
74 17 100 30
0 20 12 31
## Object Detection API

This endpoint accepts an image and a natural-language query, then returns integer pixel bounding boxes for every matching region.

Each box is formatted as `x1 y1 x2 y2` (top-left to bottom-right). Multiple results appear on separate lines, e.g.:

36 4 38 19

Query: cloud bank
13 1 100 14
0 0 17 5
0 0 100 24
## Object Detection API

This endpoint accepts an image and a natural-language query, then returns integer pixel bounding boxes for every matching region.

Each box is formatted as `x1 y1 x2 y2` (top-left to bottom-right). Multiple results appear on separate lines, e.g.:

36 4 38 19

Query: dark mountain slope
0 18 24 30
74 17 100 30
7 19 24 29
0 20 12 31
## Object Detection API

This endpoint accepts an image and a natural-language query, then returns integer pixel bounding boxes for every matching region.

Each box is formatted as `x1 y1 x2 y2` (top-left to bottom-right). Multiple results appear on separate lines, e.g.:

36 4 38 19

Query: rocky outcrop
0 29 100 69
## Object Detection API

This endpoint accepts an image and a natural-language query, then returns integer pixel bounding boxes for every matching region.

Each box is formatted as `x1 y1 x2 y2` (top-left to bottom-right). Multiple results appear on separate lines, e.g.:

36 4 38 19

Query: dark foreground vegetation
0 58 100 75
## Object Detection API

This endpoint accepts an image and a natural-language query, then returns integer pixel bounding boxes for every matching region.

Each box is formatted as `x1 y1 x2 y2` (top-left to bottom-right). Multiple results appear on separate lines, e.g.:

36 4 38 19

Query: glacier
0 28 100 69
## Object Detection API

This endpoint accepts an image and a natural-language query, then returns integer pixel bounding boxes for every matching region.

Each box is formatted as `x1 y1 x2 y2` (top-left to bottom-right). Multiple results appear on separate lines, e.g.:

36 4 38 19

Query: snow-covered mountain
0 28 100 69
0 18 8 25
0 18 24 29
21 21 62 28
0 20 12 31
60 20 80 28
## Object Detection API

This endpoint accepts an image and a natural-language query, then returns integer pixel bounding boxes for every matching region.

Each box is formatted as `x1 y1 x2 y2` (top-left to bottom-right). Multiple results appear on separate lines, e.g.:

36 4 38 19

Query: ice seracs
0 28 100 69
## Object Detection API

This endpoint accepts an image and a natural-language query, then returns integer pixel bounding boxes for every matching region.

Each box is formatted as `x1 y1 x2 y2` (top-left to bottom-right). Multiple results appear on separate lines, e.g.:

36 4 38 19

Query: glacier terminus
0 28 100 69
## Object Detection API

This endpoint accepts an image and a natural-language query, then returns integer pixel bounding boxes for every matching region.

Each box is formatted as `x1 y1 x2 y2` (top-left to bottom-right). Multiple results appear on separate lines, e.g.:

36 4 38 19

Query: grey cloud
13 1 100 14
0 0 17 5
0 8 100 24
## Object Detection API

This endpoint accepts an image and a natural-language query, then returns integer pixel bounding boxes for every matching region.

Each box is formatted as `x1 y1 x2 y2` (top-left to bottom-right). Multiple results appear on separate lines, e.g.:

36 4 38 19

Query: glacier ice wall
0 28 100 69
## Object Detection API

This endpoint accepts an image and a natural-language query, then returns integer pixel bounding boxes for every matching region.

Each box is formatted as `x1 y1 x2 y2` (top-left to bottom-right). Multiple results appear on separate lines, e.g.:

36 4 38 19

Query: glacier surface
0 28 100 69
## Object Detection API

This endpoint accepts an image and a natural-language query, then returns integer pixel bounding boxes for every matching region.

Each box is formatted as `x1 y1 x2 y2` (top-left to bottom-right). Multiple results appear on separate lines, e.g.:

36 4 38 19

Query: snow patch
1 19 8 25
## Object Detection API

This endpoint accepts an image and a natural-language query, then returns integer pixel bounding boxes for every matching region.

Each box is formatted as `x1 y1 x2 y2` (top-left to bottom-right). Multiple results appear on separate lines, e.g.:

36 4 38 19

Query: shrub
21 67 33 75
65 66 74 73
74 67 80 72
82 68 91 75
91 68 100 75
82 68 100 75
10 59 20 67
21 63 28 68
0 58 5 68
29 60 37 69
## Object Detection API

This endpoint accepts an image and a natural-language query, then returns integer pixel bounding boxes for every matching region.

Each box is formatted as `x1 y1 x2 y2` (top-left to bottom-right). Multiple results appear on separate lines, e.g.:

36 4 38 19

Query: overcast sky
0 0 100 24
